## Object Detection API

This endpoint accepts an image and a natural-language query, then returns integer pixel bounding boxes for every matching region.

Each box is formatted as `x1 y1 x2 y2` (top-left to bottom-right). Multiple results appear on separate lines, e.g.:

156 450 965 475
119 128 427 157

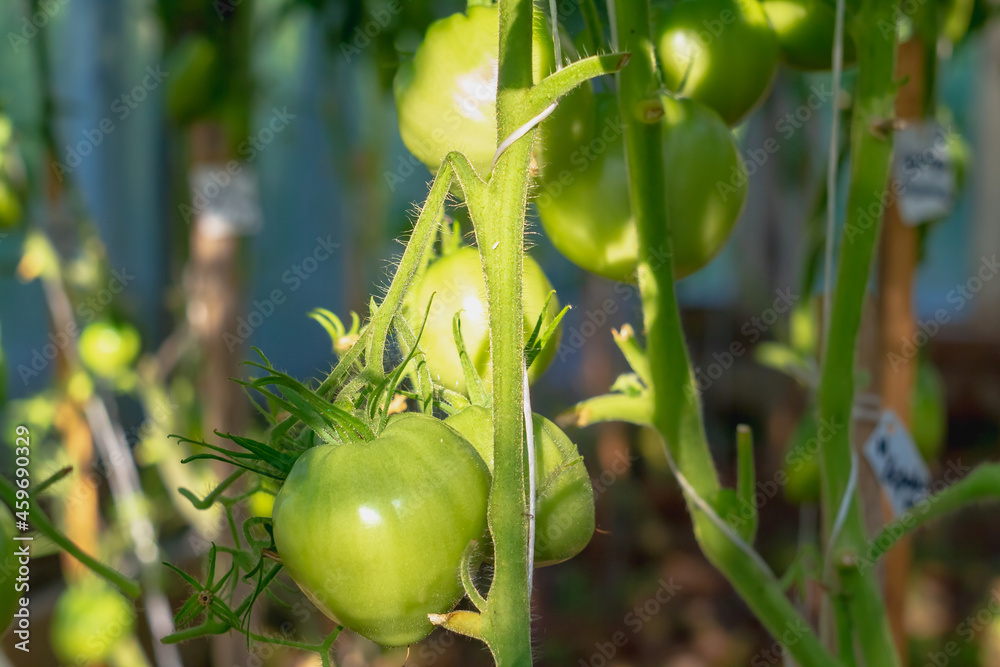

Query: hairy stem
477 0 538 663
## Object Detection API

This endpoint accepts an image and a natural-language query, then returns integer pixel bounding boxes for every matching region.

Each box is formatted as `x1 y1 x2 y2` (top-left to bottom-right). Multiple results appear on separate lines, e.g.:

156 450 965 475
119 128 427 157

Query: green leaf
454 310 489 408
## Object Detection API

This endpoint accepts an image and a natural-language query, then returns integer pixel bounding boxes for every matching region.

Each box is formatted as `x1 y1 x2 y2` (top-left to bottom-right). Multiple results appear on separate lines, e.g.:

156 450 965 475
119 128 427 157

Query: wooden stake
878 35 928 663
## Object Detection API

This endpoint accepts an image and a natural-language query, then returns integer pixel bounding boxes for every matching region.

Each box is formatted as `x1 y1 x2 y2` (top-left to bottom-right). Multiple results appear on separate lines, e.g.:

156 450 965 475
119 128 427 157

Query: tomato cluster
266 0 862 649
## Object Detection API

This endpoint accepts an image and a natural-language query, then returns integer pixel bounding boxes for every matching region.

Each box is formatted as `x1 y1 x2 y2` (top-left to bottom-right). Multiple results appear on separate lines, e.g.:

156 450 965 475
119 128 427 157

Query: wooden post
878 34 929 663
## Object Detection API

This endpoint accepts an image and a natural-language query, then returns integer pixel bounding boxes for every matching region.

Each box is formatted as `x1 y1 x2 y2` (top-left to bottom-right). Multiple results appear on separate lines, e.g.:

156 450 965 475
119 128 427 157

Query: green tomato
78 321 141 379
407 246 561 393
51 582 135 664
535 94 637 282
0 504 17 633
272 413 491 646
653 0 779 125
760 0 856 71
911 361 946 462
536 94 747 281
445 406 595 565
393 5 554 176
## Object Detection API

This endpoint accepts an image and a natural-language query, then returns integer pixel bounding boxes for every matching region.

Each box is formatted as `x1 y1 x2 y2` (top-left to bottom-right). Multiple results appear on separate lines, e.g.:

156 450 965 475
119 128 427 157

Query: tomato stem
474 0 538 663
814 0 902 661
611 0 836 664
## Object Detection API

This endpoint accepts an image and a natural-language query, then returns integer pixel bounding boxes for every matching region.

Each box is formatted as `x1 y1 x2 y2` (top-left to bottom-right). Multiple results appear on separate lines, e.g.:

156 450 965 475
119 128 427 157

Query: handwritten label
863 410 930 516
893 122 955 225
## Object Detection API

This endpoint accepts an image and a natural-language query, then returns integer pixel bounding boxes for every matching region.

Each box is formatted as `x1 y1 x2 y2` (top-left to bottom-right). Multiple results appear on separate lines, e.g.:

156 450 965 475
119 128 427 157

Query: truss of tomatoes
250 244 593 648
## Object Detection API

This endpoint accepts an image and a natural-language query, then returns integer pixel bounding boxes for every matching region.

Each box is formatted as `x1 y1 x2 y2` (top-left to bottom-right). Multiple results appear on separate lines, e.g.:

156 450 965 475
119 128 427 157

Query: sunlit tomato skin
445 406 595 565
653 0 779 125
78 321 141 379
51 582 135 664
536 94 747 280
0 505 17 632
271 413 490 647
394 5 554 177
760 0 856 71
535 94 637 282
407 247 561 394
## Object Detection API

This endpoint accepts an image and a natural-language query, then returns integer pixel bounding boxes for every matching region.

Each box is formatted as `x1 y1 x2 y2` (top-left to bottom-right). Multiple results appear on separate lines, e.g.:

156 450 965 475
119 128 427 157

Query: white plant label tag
892 121 955 225
863 410 931 517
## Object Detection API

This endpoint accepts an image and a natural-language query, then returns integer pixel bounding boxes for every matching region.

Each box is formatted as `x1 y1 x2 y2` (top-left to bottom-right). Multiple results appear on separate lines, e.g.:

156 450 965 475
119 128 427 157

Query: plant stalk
477 0 538 663
815 0 901 663
611 0 837 663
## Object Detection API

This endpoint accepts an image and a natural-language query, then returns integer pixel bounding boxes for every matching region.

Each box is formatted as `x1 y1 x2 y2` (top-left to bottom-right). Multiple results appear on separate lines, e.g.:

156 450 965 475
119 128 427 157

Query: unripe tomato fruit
536 94 637 282
445 406 595 565
760 0 856 71
407 247 561 393
51 582 135 664
272 413 490 646
394 5 554 176
78 321 141 379
536 94 747 281
0 504 17 632
653 0 779 125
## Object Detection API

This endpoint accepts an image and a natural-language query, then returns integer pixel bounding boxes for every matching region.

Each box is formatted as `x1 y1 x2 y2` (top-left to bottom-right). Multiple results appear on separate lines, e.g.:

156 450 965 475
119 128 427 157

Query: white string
822 0 847 362
823 448 859 575
490 103 558 172
524 367 537 590
656 432 778 579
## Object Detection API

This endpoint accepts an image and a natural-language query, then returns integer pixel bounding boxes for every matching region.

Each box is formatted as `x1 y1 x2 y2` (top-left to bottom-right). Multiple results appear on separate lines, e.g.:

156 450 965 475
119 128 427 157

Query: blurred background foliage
0 0 999 664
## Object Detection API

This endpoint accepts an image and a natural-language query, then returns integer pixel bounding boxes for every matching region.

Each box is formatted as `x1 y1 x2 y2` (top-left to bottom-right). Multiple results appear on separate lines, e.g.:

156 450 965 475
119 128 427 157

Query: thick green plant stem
815 0 900 664
612 0 836 664
476 0 538 663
